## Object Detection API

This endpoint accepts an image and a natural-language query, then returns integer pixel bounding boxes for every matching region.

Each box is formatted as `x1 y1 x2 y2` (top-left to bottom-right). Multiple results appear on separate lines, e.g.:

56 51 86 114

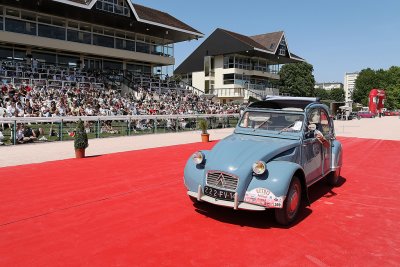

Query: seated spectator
22 126 43 143
0 129 4 145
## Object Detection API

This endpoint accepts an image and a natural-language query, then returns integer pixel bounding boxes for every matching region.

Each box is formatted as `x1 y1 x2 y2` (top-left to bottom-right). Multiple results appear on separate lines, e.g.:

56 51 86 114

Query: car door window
305 109 320 139
320 110 331 136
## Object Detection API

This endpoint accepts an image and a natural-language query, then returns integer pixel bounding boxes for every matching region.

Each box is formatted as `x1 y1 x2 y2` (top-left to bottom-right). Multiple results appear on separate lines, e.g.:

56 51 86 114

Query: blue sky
133 0 400 83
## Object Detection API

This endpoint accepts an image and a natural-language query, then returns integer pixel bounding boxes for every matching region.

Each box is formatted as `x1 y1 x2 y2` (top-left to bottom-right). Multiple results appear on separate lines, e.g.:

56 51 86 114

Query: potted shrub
198 119 209 142
73 119 88 158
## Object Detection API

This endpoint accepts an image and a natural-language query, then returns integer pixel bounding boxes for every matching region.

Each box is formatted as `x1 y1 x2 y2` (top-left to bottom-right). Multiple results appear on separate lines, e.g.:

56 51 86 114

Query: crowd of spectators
0 83 240 118
0 63 242 144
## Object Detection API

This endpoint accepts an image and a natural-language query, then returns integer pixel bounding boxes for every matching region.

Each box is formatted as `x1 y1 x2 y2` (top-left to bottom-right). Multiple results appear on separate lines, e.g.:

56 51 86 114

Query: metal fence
0 114 240 145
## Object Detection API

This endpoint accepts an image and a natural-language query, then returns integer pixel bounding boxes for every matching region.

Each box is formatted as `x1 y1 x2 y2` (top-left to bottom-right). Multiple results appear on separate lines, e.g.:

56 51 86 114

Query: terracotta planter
201 133 210 142
75 148 86 158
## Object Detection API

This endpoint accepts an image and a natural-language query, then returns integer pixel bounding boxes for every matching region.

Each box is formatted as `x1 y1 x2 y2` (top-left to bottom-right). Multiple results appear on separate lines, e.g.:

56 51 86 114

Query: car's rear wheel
275 176 302 226
327 168 341 186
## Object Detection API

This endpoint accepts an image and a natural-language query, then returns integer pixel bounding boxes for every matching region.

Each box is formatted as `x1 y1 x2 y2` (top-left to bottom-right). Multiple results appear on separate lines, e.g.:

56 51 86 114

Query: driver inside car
306 111 330 148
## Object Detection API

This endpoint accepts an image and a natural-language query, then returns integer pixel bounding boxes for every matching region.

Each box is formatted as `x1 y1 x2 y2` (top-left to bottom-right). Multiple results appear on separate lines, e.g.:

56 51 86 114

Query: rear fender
331 140 343 169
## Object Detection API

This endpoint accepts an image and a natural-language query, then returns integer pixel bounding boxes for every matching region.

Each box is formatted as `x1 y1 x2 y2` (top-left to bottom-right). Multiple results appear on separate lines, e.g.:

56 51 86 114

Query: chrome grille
206 171 239 191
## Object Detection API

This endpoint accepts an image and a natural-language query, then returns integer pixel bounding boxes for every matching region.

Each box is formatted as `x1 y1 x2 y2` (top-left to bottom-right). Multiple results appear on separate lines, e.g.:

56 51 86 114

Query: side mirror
308 123 316 131
306 123 316 138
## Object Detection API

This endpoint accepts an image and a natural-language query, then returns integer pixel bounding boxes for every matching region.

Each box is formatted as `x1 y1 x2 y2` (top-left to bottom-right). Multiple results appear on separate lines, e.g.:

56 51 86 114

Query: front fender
183 150 210 192
247 161 304 197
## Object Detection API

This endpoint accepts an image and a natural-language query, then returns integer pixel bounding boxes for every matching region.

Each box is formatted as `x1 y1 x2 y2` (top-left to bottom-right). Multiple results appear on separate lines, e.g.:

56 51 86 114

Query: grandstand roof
2 0 203 43
175 28 304 74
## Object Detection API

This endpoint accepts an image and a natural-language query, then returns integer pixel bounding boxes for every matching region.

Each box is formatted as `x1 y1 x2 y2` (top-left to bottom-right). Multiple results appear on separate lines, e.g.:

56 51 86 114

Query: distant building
174 28 304 103
0 0 203 78
314 82 343 91
344 72 359 102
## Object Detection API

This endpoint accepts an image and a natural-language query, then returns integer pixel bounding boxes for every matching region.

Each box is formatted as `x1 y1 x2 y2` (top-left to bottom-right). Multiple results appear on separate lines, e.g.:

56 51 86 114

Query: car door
320 109 333 176
302 108 323 185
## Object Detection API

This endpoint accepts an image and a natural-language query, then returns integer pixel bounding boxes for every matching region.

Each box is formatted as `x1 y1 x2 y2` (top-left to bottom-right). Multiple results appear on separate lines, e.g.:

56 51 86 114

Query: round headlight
192 151 205 164
252 161 266 175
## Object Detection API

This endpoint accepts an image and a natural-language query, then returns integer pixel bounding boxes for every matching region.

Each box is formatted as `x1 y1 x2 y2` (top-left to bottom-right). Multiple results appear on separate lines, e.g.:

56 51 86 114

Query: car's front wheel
275 176 302 226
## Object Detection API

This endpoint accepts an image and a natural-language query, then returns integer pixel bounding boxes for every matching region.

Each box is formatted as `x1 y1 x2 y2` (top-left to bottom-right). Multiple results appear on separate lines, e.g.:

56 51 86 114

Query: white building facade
175 29 304 103
315 82 343 91
344 72 359 102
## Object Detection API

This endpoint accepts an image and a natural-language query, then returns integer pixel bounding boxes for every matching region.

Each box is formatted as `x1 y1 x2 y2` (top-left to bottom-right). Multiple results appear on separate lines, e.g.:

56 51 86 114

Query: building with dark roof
175 28 304 103
0 0 202 75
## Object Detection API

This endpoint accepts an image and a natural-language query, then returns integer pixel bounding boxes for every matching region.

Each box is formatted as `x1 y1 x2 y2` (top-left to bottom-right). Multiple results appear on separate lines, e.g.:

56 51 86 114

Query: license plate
204 186 235 201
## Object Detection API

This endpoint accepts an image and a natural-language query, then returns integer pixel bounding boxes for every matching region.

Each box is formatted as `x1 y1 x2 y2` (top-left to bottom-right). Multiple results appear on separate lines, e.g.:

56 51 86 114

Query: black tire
275 176 302 226
327 168 341 186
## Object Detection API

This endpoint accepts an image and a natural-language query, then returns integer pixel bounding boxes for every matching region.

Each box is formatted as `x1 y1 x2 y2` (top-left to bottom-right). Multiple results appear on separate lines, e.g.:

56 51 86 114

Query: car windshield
239 111 304 132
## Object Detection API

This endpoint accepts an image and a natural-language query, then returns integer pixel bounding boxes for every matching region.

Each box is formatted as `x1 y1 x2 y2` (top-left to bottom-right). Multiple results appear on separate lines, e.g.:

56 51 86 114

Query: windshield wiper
255 119 271 130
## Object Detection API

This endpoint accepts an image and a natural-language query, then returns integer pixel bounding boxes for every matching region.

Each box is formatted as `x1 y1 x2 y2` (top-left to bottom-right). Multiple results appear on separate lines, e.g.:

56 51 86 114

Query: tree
314 88 329 100
74 119 88 150
353 68 383 106
353 66 400 109
385 85 400 110
278 62 315 97
329 88 345 102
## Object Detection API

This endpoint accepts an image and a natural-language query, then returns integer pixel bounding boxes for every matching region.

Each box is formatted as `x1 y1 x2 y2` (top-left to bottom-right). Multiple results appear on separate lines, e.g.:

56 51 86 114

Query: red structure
368 89 386 115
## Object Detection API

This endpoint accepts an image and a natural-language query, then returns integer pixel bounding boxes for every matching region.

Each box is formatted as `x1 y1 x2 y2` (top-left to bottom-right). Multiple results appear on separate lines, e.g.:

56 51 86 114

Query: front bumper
187 185 266 211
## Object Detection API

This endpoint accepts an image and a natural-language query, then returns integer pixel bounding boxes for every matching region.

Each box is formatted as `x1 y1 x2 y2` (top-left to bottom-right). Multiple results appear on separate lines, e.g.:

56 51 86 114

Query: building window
96 0 130 17
103 60 122 71
0 47 13 59
204 56 211 77
93 34 114 48
57 54 79 68
278 37 287 56
38 24 65 40
32 51 57 65
223 74 234 85
5 18 36 36
125 40 136 51
223 55 235 69
136 42 150 53
0 6 3 31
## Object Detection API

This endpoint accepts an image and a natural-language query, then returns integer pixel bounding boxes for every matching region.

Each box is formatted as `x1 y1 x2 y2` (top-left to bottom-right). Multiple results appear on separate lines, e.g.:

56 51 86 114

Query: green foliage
314 87 344 102
353 68 380 105
74 119 89 149
353 66 400 109
198 119 208 134
329 88 345 102
278 62 316 97
385 84 400 110
314 88 329 100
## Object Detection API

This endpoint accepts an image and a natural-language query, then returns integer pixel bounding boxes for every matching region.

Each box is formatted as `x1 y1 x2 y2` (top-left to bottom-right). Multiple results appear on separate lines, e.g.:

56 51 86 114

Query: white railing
0 114 239 123
0 114 240 145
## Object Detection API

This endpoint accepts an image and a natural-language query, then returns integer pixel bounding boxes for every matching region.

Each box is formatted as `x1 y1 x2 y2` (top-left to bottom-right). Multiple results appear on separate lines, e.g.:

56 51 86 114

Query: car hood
205 134 300 174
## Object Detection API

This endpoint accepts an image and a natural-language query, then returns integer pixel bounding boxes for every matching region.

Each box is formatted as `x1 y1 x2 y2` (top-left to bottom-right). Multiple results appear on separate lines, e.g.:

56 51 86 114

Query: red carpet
0 137 399 266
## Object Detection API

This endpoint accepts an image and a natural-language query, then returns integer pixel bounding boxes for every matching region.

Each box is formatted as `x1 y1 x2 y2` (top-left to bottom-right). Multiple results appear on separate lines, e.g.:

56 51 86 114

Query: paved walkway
1 116 399 168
